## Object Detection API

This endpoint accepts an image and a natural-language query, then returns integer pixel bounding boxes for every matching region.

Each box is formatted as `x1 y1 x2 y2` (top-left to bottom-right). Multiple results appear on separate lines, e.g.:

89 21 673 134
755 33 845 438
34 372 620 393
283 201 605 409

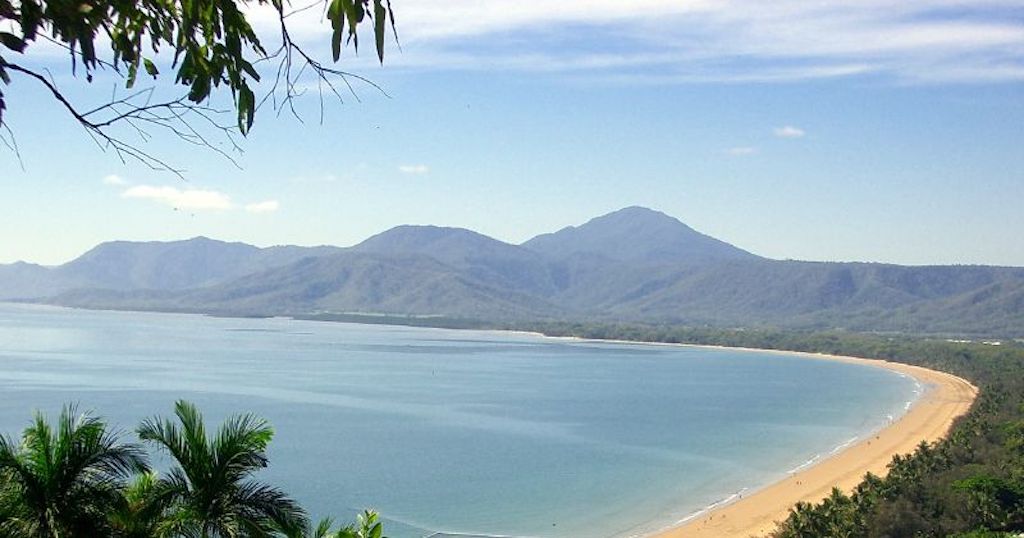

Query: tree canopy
0 401 387 538
0 0 396 171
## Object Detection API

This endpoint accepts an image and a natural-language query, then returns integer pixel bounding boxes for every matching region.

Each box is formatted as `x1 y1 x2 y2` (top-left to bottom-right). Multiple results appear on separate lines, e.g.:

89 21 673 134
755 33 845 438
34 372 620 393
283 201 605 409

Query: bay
0 303 918 537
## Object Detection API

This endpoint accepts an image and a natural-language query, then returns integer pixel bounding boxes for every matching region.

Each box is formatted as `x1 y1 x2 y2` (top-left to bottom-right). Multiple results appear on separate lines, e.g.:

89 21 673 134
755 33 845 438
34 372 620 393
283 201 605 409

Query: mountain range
2 206 1022 336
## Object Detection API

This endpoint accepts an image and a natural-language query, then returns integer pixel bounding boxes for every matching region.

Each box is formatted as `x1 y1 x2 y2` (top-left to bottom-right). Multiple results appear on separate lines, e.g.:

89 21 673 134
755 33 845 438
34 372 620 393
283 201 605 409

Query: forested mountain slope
3 207 1021 336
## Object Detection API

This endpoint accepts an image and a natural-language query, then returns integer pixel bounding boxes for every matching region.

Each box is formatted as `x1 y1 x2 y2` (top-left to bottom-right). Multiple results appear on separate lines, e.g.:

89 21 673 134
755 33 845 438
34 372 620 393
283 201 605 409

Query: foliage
0 401 383 538
0 0 396 170
137 400 308 536
0 405 148 537
295 511 383 538
108 472 174 538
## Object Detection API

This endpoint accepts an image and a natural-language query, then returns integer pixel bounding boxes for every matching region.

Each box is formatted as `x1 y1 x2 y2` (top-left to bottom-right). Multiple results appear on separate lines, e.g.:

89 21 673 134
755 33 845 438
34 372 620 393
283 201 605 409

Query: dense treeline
0 400 384 538
510 322 1024 537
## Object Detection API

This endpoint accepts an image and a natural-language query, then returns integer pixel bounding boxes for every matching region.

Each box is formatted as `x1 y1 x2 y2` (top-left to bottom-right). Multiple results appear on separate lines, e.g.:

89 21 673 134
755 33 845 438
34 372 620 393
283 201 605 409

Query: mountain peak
522 206 758 264
351 225 511 254
608 205 671 217
584 206 690 229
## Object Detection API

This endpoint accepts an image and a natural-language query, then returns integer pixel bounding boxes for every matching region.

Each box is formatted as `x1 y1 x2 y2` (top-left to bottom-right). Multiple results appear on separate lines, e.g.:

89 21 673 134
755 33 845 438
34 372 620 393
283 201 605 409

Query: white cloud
728 146 758 156
774 126 806 138
398 164 430 175
245 200 280 214
258 0 1023 84
102 174 128 186
121 185 233 211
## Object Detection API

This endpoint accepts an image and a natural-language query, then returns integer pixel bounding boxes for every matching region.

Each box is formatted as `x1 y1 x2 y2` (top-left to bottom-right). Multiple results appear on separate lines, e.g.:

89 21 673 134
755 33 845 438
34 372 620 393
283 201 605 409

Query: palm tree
137 400 308 537
0 405 149 537
336 511 384 538
107 472 175 538
283 511 384 538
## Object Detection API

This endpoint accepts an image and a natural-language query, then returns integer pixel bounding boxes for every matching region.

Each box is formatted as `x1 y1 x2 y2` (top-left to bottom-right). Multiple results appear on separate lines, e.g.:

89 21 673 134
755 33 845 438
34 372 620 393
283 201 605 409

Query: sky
1 0 1022 266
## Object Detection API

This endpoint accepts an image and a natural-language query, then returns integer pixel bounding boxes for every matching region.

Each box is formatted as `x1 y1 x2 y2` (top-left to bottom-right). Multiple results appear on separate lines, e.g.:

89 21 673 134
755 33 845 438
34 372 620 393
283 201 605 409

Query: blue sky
1 0 1022 266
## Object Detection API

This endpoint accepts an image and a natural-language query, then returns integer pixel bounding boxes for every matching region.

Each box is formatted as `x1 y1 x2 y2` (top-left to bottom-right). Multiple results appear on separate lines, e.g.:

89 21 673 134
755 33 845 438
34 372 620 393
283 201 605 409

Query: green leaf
143 58 159 77
328 0 344 61
0 32 25 53
387 0 398 46
126 63 138 89
241 60 259 81
188 75 211 103
373 0 385 63
332 28 343 62
340 0 359 50
19 0 41 40
237 84 255 134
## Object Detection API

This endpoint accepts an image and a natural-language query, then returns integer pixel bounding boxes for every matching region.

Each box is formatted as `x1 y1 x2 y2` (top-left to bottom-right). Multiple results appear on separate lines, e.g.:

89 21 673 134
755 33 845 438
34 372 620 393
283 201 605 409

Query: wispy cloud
263 0 1024 84
102 174 128 186
727 146 758 156
245 200 280 214
121 185 233 211
398 164 430 175
774 126 806 138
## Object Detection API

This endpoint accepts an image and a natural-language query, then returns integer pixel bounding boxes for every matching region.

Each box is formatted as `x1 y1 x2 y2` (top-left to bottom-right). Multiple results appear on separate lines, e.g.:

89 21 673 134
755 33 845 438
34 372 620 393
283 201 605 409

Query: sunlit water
0 303 919 537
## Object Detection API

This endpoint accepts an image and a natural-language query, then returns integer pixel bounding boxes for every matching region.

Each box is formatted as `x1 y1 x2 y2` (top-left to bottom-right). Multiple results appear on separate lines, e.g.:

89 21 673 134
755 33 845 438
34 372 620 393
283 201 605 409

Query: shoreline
631 346 978 538
528 334 978 538
2 305 982 537
513 333 979 537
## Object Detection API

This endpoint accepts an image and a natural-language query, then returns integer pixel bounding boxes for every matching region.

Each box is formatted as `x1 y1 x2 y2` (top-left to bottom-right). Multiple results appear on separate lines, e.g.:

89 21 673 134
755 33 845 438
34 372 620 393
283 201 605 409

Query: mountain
0 237 342 300
0 262 59 300
352 226 559 296
49 252 565 320
596 260 1024 332
3 208 1022 337
522 206 758 264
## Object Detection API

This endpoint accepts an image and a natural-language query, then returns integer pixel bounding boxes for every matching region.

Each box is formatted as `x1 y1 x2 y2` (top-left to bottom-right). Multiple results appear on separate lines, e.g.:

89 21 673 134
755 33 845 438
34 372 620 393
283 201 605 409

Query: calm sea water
0 304 919 538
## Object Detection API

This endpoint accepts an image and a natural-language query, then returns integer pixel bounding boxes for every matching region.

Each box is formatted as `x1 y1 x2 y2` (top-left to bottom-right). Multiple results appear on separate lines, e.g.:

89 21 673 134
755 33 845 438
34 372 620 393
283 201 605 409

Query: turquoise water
0 304 919 538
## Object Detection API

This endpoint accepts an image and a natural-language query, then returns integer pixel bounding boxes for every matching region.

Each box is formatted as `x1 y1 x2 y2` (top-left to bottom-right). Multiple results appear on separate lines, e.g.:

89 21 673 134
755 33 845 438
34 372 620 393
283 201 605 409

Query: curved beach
650 351 978 538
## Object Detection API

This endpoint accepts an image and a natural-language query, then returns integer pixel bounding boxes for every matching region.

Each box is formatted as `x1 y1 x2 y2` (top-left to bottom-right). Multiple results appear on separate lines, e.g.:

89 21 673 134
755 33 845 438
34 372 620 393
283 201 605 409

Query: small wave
788 454 822 474
671 487 751 527
831 436 859 454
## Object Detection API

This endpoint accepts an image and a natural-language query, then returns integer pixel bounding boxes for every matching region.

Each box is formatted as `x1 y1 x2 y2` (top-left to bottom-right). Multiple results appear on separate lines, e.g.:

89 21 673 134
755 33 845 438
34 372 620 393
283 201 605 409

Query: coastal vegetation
0 400 384 538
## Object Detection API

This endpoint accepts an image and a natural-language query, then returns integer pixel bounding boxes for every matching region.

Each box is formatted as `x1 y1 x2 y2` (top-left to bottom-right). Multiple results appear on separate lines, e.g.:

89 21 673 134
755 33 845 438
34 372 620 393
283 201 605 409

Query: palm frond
233 480 308 536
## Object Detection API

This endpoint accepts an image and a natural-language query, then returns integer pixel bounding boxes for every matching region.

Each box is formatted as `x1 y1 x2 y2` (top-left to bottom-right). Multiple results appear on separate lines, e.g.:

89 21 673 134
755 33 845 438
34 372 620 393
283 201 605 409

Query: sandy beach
646 350 979 538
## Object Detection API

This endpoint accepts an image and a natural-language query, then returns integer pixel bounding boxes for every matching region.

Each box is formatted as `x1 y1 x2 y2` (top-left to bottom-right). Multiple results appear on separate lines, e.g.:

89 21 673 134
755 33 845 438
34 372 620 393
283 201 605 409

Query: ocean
0 303 919 537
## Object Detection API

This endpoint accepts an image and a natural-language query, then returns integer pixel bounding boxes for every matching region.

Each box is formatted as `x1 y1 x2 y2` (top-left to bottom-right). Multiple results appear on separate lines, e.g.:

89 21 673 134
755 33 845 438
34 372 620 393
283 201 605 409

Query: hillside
522 206 759 263
0 238 341 300
2 207 1021 336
